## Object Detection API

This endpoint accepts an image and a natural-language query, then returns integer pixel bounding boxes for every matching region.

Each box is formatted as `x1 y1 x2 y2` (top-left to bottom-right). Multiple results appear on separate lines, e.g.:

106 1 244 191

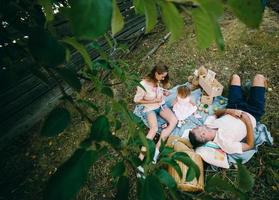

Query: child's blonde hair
177 86 190 98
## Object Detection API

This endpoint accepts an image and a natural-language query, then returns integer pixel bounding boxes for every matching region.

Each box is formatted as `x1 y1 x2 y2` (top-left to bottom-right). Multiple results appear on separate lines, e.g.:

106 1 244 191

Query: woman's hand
154 97 163 104
163 90 170 96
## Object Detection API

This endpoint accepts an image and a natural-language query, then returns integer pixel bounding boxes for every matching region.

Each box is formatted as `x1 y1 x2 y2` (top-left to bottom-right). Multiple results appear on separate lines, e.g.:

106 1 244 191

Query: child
173 86 197 127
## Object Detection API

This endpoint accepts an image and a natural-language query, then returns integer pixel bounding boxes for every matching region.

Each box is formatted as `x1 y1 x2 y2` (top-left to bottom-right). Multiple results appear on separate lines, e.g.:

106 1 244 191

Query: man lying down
189 74 267 154
134 73 273 167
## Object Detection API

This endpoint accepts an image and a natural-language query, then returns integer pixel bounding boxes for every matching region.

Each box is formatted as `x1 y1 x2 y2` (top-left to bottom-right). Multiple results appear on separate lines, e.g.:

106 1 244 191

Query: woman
134 62 177 161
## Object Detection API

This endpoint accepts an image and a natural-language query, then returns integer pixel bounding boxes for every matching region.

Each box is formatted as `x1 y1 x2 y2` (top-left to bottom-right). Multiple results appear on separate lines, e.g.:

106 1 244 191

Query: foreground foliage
0 0 267 199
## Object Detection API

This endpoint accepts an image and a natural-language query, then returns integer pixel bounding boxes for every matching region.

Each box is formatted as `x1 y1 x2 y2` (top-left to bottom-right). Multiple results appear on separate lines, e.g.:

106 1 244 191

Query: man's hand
214 109 226 117
214 108 243 118
226 109 242 118
240 112 254 152
240 112 251 124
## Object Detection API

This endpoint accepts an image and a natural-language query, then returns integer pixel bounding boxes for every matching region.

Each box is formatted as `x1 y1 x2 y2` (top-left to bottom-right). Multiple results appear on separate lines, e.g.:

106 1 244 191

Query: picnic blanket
133 83 273 165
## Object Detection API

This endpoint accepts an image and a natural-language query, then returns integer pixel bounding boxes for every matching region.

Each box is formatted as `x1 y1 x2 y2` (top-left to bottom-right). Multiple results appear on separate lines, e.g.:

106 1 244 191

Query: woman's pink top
134 80 165 112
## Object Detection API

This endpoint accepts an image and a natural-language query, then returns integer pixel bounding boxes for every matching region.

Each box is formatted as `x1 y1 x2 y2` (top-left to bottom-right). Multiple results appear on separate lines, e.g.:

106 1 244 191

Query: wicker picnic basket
166 136 204 192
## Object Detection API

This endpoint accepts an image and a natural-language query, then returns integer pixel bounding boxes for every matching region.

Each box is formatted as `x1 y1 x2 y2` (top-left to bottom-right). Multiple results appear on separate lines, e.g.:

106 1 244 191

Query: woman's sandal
161 123 168 129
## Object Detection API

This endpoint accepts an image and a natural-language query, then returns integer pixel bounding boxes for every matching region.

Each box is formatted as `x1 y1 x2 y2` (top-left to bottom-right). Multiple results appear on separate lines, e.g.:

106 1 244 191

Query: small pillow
195 142 229 169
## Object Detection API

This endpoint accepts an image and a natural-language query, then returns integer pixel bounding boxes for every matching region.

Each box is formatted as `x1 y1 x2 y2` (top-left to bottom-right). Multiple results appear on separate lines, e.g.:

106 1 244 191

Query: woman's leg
157 107 177 148
146 111 158 140
139 111 158 161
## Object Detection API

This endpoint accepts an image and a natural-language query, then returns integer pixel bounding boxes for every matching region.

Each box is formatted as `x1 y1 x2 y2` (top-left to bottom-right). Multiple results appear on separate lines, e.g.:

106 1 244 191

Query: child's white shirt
173 96 197 120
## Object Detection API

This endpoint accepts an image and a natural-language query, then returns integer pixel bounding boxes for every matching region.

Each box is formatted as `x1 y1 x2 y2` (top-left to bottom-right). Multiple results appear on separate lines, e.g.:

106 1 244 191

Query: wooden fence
0 0 146 146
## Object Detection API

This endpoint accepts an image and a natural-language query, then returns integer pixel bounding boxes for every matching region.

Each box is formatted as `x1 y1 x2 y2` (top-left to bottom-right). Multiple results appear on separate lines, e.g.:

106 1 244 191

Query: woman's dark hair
147 61 169 88
188 130 204 149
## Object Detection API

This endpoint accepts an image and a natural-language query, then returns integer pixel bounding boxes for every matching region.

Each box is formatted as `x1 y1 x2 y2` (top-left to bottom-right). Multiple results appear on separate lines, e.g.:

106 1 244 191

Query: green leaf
191 0 224 50
112 64 126 81
270 159 279 169
237 161 255 192
79 137 93 149
55 67 81 92
65 0 112 39
228 0 264 28
65 48 71 63
44 149 98 200
192 7 214 48
28 27 66 67
116 176 130 200
77 99 99 111
107 135 122 149
129 156 142 168
160 157 182 178
145 139 156 164
206 175 247 199
156 169 177 189
137 178 145 200
133 0 145 14
172 152 200 179
92 59 111 70
167 0 188 3
159 139 166 153
186 166 196 182
111 161 125 177
158 1 184 42
62 37 92 68
205 175 238 193
115 120 122 131
212 20 224 50
140 175 165 200
195 0 224 50
112 0 124 35
90 115 110 141
104 102 112 114
196 0 223 18
41 107 70 137
38 0 54 22
160 146 175 157
198 194 216 200
143 0 157 33
101 86 114 98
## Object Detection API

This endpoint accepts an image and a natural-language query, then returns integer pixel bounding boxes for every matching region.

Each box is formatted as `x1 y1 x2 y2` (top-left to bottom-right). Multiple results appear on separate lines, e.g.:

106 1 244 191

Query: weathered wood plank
0 0 147 145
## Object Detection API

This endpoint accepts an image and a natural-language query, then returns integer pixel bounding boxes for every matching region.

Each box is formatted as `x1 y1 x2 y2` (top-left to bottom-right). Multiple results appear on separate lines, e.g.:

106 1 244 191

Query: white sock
137 165 144 173
136 166 145 179
153 148 160 163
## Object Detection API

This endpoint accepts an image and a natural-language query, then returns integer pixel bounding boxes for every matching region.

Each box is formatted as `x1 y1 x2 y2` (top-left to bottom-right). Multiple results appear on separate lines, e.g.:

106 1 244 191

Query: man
189 74 266 154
